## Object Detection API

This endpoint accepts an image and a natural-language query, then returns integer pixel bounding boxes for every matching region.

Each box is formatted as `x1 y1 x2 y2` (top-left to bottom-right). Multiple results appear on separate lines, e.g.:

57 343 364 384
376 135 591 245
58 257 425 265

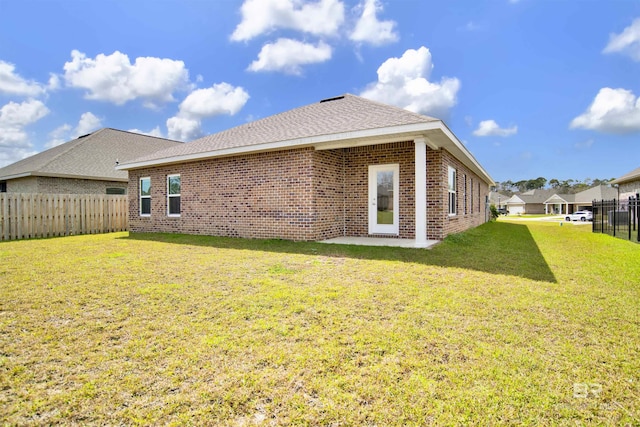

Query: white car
565 211 593 222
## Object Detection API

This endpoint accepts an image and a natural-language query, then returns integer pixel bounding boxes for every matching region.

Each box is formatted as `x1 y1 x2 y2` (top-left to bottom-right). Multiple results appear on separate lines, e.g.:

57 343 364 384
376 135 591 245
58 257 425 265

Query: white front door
368 164 399 235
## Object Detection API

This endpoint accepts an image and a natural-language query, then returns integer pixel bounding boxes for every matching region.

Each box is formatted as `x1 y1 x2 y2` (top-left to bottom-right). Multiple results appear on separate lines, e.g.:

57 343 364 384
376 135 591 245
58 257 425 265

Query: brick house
611 166 640 200
0 128 181 195
118 95 494 246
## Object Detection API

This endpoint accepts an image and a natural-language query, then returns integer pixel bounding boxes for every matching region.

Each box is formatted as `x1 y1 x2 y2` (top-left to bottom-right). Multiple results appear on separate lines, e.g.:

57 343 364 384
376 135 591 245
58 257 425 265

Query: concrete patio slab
319 236 440 249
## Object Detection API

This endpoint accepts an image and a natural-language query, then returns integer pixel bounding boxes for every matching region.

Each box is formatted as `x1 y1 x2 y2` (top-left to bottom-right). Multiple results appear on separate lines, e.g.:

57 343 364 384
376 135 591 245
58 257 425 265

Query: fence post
636 194 640 243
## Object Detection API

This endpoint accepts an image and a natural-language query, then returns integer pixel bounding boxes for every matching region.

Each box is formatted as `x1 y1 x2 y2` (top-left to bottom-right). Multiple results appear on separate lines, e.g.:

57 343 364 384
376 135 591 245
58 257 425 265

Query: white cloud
167 116 202 142
0 99 49 166
603 18 640 61
248 38 332 74
167 83 250 141
62 50 190 106
128 126 164 138
349 0 398 46
75 112 102 136
178 83 250 118
0 61 45 97
231 0 345 41
359 46 460 118
0 99 49 130
45 112 103 148
473 120 518 137
570 87 640 133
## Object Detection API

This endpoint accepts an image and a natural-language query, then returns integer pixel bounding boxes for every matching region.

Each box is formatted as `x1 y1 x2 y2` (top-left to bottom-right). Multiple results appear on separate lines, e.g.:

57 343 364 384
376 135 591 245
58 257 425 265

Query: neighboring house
505 185 617 215
488 191 510 211
543 193 575 214
504 189 557 214
611 166 640 200
0 129 181 194
571 185 617 210
117 94 494 245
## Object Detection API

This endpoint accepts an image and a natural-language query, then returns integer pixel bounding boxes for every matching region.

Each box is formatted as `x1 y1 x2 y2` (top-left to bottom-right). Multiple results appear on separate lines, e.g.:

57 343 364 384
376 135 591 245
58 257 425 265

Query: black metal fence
592 194 639 243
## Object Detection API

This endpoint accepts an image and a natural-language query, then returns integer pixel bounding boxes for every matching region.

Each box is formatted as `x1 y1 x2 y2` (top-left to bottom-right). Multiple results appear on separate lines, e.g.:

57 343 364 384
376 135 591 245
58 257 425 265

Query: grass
1 222 639 425
377 210 394 224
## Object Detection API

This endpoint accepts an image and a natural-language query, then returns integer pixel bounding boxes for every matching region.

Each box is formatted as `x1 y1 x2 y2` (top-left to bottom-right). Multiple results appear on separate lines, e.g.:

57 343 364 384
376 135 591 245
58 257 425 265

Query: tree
549 178 560 189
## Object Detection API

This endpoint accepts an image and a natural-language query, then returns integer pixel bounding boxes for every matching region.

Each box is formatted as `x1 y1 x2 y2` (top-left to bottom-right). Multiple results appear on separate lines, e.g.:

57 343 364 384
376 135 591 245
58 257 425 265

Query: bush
489 204 499 221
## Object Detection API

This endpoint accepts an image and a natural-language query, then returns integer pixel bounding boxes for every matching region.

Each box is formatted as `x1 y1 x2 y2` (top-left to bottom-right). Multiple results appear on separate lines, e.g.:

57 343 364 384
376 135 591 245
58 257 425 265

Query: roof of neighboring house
611 166 640 185
504 195 525 205
118 94 494 185
573 185 617 203
544 193 575 204
488 191 509 204
515 188 559 204
0 129 182 182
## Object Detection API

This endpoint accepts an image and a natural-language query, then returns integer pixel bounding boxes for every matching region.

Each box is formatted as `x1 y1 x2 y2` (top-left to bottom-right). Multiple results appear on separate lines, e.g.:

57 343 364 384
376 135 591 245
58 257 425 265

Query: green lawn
1 222 639 425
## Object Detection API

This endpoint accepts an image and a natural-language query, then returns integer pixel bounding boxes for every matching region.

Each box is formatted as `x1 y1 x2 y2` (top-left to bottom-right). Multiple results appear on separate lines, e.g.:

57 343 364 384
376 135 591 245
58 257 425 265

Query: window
140 177 151 216
0 181 6 193
470 179 474 214
167 174 181 217
448 166 457 215
106 187 125 195
463 174 467 215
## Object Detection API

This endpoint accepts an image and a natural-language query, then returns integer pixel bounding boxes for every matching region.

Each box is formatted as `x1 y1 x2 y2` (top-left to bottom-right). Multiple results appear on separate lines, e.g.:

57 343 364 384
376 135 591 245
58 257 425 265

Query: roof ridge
31 128 107 173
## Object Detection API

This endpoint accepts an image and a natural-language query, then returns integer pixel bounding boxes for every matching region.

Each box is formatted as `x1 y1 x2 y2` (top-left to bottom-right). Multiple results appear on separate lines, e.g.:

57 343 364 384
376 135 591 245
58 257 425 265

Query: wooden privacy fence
0 193 128 241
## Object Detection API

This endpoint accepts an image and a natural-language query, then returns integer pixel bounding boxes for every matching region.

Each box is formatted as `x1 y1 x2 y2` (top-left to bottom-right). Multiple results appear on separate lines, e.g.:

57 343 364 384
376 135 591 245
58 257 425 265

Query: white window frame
448 166 457 216
167 174 181 217
140 177 151 217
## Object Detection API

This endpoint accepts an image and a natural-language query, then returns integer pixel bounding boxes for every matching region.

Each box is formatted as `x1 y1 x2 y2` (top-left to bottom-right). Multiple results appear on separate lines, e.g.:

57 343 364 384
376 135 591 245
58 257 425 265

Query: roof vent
319 96 345 103
77 132 93 139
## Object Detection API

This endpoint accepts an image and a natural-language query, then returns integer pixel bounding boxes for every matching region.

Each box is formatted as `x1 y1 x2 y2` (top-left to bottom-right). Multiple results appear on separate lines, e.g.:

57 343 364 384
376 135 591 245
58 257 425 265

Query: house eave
0 172 32 181
117 121 495 186
0 171 127 183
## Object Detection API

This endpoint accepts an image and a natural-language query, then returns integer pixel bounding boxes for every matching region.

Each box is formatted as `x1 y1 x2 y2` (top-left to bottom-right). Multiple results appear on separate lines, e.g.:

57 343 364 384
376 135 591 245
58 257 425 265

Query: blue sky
1 0 639 183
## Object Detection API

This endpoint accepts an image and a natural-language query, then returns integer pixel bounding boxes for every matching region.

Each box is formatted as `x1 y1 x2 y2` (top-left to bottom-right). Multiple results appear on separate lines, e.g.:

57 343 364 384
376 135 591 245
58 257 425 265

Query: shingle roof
611 166 640 185
573 185 617 203
127 94 438 165
0 129 182 181
517 189 559 203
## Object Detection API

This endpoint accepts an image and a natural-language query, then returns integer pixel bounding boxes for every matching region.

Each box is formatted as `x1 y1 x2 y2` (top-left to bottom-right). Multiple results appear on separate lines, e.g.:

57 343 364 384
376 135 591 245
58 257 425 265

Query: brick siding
128 143 490 241
618 180 640 201
6 176 127 194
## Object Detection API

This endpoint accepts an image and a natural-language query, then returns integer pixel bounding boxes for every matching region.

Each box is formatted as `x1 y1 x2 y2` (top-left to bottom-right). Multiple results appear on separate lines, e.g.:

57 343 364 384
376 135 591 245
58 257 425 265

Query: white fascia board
436 122 495 186
116 122 444 171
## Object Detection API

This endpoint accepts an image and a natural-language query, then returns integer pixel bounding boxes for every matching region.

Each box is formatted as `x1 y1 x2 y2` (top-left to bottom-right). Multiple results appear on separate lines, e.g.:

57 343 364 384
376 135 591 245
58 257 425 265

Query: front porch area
319 236 440 249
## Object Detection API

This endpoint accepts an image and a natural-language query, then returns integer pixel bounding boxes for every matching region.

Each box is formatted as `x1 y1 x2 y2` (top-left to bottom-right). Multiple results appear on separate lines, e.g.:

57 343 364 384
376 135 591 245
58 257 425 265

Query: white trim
140 177 151 217
448 166 457 216
167 174 181 217
414 139 428 247
368 164 399 235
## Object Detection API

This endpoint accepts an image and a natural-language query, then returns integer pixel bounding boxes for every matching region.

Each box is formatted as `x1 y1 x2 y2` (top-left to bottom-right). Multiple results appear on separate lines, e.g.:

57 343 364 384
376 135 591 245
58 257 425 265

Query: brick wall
6 177 38 193
129 148 318 240
311 150 345 239
6 176 127 194
128 143 490 241
439 150 490 239
344 142 416 238
618 180 640 200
